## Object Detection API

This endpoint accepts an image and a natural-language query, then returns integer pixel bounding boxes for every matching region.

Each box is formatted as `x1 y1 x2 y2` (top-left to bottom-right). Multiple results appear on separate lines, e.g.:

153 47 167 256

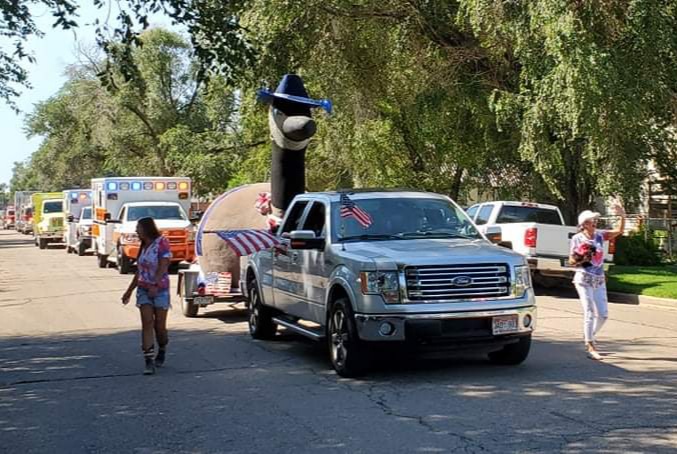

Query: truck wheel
77 242 87 256
328 298 369 378
488 335 532 365
247 282 277 339
97 254 108 269
181 298 199 318
38 239 47 249
117 246 131 274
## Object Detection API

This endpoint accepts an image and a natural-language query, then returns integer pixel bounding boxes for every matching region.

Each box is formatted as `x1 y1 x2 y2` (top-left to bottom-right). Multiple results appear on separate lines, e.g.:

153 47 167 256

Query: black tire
97 254 108 269
247 282 277 339
77 242 87 256
327 298 369 378
38 238 47 249
488 335 532 365
117 246 131 274
181 298 199 317
65 245 72 254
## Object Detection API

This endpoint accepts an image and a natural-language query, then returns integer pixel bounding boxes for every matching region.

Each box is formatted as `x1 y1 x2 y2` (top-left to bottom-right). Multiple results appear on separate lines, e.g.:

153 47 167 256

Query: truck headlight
188 228 196 242
360 271 400 304
512 265 532 297
121 233 139 244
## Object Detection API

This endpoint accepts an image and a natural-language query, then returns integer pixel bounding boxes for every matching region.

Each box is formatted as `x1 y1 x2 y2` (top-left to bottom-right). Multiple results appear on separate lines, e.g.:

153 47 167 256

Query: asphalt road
1 229 676 453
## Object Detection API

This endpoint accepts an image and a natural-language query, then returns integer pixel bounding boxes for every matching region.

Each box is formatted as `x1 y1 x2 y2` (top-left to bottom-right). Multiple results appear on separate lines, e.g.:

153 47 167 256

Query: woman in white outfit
569 203 625 360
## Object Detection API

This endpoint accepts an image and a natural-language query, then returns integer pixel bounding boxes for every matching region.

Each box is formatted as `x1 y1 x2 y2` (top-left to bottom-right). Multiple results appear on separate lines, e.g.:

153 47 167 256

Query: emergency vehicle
3 206 15 229
91 177 195 273
14 191 37 233
63 189 93 255
31 192 65 249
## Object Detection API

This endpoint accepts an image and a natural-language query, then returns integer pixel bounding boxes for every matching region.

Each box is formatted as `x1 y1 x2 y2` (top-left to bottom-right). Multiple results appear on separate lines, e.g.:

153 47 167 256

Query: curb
608 292 677 309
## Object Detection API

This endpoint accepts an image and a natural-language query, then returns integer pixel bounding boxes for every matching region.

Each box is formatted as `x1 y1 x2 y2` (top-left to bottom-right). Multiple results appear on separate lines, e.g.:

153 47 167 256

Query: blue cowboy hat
257 74 333 114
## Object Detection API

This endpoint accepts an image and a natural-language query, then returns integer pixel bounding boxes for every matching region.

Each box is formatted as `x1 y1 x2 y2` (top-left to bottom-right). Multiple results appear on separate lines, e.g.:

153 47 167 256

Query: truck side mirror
288 230 325 250
485 226 502 244
67 215 75 223
104 212 111 221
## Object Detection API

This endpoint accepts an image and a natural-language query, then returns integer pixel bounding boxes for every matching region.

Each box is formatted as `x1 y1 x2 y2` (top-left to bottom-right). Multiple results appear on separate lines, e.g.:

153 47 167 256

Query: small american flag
340 193 373 228
214 229 281 256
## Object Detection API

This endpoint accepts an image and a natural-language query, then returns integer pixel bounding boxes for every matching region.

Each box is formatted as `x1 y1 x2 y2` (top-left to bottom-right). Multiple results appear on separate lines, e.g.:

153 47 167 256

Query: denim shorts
136 287 171 310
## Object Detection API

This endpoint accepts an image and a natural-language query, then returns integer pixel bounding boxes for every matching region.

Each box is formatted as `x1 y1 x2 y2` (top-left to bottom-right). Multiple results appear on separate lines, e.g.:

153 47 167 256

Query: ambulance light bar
102 180 190 192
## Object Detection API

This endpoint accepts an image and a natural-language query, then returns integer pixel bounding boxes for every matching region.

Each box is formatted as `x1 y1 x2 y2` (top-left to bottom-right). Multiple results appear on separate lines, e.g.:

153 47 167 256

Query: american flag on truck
340 193 373 228
214 229 281 256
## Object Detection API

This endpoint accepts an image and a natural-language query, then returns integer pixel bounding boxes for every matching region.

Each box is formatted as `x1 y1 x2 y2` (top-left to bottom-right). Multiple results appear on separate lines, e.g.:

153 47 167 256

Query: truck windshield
43 201 63 214
81 207 92 220
128 205 186 221
333 197 480 241
496 205 562 225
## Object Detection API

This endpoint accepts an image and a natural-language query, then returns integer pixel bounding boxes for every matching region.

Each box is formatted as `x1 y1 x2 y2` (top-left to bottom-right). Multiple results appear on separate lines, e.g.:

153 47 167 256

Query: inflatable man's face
269 98 317 151
257 74 331 216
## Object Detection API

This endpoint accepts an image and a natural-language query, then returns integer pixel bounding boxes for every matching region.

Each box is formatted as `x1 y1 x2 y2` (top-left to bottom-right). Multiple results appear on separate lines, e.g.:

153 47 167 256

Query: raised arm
606 200 626 240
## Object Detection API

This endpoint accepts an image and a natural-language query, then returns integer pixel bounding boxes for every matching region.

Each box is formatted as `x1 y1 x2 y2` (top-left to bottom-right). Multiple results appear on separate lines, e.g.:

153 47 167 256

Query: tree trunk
449 166 464 201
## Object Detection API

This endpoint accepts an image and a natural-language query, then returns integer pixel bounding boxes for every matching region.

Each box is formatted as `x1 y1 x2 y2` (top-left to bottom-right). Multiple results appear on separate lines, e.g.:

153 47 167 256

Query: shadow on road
0 328 676 453
0 238 35 248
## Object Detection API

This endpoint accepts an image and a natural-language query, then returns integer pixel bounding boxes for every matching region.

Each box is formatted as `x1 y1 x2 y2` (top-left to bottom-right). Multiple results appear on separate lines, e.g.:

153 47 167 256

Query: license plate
194 296 214 306
492 315 518 335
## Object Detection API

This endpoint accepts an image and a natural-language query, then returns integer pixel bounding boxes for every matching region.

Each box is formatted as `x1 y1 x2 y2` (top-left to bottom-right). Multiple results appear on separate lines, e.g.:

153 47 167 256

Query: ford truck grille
405 263 511 301
50 218 63 228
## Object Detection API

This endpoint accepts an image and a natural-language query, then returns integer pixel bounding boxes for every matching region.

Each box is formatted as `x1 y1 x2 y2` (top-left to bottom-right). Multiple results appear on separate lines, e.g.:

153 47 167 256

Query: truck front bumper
38 233 64 241
354 306 536 342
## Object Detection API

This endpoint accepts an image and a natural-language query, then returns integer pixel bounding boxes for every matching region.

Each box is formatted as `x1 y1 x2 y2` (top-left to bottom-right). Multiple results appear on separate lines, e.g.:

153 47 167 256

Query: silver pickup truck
241 190 536 377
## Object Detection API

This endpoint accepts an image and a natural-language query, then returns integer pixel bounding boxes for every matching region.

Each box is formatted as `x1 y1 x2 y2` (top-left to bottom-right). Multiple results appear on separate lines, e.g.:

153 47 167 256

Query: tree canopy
14 28 248 197
8 1 677 221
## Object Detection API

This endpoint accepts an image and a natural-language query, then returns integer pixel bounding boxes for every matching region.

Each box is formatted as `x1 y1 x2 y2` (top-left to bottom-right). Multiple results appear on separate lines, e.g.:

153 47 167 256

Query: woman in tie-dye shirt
122 217 172 375
569 203 625 360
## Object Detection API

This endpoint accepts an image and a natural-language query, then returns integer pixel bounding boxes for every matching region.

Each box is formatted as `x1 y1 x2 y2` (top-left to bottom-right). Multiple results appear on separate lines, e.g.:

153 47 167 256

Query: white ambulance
91 177 196 273
63 189 93 255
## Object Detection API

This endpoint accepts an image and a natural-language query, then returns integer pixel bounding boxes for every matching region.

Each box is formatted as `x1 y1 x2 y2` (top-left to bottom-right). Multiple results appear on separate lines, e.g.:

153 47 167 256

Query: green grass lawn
607 265 677 299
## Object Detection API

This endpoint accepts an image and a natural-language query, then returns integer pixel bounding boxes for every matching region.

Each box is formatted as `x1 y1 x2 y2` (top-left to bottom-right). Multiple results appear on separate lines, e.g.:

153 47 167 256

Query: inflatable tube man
257 74 332 228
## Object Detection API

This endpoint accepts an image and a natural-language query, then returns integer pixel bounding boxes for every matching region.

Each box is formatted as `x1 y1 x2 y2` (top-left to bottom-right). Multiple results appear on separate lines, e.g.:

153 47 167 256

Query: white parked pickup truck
466 201 614 286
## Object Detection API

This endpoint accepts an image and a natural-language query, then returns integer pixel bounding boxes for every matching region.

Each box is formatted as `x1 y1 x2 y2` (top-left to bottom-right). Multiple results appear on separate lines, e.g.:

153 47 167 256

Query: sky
0 3 174 187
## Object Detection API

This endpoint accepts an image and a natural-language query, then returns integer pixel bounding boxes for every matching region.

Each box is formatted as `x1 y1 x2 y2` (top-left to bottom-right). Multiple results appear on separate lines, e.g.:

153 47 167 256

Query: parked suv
241 191 536 377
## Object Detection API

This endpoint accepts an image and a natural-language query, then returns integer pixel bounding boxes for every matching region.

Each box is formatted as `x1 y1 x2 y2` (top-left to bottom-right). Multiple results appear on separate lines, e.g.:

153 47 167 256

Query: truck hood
339 238 525 267
118 219 191 233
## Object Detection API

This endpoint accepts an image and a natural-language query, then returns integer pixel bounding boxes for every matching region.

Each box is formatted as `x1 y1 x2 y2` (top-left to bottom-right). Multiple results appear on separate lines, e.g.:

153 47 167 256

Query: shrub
614 231 662 266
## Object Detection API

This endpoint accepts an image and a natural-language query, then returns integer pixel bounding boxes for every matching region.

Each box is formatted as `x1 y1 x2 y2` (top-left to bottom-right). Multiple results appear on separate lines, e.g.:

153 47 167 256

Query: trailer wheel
117 246 131 275
181 298 199 317
38 239 47 249
77 242 87 256
97 254 108 269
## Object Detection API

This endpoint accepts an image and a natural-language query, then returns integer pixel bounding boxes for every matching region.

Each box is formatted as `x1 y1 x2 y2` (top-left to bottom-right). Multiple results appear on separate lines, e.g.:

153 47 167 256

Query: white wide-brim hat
578 210 601 226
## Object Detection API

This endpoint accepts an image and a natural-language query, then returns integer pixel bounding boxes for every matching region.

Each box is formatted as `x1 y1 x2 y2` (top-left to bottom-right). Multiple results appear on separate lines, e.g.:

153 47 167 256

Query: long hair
137 217 161 252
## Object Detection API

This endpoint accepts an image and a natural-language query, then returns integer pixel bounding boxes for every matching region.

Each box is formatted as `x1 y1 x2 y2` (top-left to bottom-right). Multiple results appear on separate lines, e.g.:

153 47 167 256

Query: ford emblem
452 276 473 287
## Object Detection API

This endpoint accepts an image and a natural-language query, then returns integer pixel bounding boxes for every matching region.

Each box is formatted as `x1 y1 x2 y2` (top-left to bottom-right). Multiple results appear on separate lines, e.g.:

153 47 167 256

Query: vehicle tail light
524 227 538 248
608 238 616 255
197 283 206 296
